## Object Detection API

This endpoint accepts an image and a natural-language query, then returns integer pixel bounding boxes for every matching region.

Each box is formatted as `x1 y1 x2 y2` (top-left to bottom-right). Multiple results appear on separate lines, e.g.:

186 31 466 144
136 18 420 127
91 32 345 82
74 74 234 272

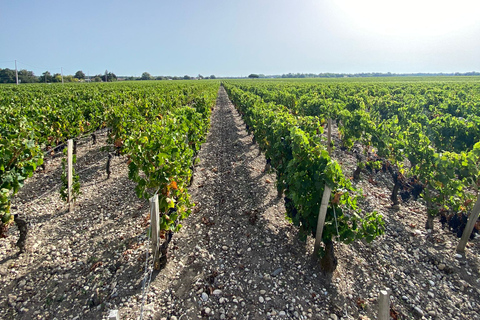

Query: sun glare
334 0 480 37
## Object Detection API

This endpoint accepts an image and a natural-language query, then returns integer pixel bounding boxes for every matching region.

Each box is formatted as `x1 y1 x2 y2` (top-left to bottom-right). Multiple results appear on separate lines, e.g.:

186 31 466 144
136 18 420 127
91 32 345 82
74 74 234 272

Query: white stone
108 310 119 320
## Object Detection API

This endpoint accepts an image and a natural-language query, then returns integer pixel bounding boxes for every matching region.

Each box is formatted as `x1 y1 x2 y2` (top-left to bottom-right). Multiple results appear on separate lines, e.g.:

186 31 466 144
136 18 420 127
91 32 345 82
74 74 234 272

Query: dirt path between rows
133 87 335 319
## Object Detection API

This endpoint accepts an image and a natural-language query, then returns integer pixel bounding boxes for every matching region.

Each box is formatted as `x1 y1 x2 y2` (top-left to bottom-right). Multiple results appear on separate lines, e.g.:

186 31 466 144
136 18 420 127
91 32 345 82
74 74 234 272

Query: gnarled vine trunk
390 172 400 206
14 215 27 253
157 231 173 270
425 214 435 230
353 164 362 181
425 188 435 230
320 239 337 274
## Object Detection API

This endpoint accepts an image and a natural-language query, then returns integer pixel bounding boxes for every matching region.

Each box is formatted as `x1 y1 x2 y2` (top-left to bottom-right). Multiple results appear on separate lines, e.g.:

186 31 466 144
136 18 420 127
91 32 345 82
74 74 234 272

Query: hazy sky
1 0 479 77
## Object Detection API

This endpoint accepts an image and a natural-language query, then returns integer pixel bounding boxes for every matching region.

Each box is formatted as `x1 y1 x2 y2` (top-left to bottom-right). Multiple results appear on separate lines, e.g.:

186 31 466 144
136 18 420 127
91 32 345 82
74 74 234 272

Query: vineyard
0 78 479 319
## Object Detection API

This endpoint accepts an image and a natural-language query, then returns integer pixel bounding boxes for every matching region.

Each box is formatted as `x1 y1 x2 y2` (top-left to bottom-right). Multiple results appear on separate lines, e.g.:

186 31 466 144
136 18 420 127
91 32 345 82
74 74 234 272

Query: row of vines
0 81 218 257
224 78 480 271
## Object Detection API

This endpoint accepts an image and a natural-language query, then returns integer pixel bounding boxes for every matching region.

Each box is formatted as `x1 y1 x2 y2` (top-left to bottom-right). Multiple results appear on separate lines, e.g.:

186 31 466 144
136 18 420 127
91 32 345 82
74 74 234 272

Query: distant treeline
0 68 117 83
129 73 217 81
2 67 479 83
224 71 480 79
278 72 480 78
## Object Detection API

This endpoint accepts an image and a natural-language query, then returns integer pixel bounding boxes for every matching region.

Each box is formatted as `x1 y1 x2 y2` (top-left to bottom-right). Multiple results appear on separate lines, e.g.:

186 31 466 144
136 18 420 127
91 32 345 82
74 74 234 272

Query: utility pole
15 60 19 85
61 67 64 84
105 70 108 82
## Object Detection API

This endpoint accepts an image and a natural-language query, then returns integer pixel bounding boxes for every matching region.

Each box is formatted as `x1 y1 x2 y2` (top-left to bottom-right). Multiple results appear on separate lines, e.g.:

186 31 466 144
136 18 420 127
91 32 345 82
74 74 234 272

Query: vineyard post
327 118 332 154
456 194 480 253
378 288 391 320
150 194 160 268
15 60 19 85
313 118 333 256
61 67 64 84
314 185 332 255
67 139 74 213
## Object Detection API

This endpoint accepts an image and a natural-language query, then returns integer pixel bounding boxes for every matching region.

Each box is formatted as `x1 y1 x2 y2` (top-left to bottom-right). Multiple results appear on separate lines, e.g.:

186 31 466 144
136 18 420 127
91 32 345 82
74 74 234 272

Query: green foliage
107 82 217 233
141 72 153 81
0 81 219 238
226 78 480 230
0 117 43 230
74 70 86 80
225 84 385 247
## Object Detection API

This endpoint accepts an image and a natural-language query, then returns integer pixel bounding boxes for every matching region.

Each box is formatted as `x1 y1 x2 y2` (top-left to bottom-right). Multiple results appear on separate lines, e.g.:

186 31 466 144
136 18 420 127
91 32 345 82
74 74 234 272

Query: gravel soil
1 87 479 320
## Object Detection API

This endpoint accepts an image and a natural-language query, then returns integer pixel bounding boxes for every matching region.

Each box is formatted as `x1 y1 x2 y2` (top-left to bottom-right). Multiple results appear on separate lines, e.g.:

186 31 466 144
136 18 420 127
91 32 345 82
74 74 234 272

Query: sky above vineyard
1 0 479 77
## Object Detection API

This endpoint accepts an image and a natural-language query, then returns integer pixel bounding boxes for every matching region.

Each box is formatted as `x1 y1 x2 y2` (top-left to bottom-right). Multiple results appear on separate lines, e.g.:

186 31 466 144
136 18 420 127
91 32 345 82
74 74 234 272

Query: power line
16 60 61 72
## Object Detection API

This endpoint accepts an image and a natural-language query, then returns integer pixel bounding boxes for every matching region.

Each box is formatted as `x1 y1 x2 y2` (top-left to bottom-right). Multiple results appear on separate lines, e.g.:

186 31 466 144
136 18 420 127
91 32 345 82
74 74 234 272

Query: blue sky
1 0 479 77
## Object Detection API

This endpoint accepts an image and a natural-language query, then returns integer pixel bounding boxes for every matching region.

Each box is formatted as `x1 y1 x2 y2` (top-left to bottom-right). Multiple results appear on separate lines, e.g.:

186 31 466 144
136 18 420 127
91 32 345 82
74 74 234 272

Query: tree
0 68 16 83
106 72 117 82
64 75 77 82
93 76 102 82
74 70 85 80
52 73 63 83
209 75 216 79
41 71 53 83
248 74 259 79
95 72 117 82
18 69 37 83
183 75 191 80
141 72 153 80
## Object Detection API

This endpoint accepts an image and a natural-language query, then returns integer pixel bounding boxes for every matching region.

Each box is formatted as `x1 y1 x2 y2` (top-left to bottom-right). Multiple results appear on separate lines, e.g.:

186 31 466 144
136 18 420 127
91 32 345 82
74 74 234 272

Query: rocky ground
1 87 479 320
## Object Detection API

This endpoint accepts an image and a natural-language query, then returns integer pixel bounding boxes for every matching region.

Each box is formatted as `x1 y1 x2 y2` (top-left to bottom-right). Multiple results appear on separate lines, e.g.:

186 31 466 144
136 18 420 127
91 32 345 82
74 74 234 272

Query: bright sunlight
333 0 480 37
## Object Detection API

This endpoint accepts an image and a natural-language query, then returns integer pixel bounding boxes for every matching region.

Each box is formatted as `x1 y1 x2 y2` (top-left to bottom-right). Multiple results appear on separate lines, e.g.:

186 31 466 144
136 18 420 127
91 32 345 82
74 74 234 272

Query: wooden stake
378 289 390 320
314 185 332 255
313 119 333 256
327 118 332 155
150 194 160 269
456 194 480 253
67 139 73 213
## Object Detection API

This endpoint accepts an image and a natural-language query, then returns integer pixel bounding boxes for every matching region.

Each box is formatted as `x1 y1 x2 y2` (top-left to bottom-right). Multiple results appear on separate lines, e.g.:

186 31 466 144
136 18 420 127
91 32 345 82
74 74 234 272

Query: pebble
330 314 338 320
259 296 264 303
213 289 222 295
413 306 424 317
438 263 446 271
201 292 208 302
272 268 283 276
